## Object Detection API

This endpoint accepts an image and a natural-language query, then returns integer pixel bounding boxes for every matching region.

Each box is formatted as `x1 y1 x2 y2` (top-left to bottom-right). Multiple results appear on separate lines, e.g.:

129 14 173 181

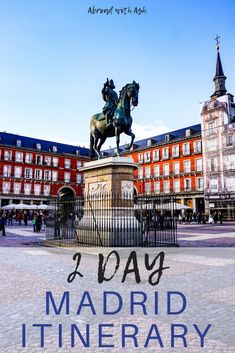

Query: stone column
77 157 142 246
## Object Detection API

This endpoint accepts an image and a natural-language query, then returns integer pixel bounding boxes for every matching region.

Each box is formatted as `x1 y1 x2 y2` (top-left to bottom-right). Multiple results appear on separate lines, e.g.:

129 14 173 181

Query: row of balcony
138 152 201 164
137 170 203 179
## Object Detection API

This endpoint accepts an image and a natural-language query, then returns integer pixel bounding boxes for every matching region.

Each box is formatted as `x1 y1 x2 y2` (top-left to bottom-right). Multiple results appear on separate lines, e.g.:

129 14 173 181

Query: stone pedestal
76 157 142 246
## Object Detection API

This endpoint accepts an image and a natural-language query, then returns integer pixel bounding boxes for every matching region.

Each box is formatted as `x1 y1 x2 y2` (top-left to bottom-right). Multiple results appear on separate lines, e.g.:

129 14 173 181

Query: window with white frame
52 171 58 182
184 178 191 191
145 182 151 194
44 185 51 196
3 165 11 177
138 168 143 179
25 153 32 164
35 169 42 180
44 156 51 166
154 165 160 177
209 158 218 172
36 155 43 165
210 178 218 192
173 161 180 174
64 172 70 182
195 158 203 172
4 150 12 161
163 180 170 193
25 168 32 179
76 174 82 183
52 157 59 167
138 153 143 164
226 177 235 192
182 143 190 155
183 160 191 173
14 182 21 194
162 147 169 159
173 179 180 193
15 152 23 163
64 159 71 169
24 183 32 195
153 149 159 161
14 166 22 178
194 140 202 153
163 163 169 176
206 139 216 152
16 139 21 147
225 136 233 146
196 178 204 191
3 182 11 194
34 184 41 196
225 155 235 170
144 151 151 163
208 121 215 135
154 182 160 194
145 166 151 178
172 145 179 157
77 161 83 169
44 170 51 181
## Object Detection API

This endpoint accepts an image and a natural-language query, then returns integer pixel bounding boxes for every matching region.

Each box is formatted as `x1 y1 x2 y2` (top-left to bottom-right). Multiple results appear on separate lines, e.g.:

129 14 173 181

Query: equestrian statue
90 79 140 159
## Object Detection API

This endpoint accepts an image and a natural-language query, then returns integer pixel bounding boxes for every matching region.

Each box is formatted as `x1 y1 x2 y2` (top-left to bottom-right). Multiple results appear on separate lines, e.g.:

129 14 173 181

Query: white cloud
46 136 89 148
132 120 170 141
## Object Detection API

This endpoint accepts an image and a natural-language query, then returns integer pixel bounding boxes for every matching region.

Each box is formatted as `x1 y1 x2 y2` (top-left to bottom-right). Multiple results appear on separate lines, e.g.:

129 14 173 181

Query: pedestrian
7 211 13 226
0 214 6 236
208 214 214 224
24 211 28 226
219 211 223 224
32 216 37 232
178 214 182 224
214 211 218 224
35 213 42 232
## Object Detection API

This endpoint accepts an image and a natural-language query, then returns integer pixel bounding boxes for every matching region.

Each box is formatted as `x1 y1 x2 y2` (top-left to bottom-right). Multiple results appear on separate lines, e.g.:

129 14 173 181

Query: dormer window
186 129 191 137
165 134 170 143
76 150 80 155
36 143 41 150
16 139 22 147
52 145 57 152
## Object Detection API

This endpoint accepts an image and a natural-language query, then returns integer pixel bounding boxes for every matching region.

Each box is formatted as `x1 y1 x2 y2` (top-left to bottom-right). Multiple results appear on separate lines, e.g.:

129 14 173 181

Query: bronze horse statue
90 81 140 159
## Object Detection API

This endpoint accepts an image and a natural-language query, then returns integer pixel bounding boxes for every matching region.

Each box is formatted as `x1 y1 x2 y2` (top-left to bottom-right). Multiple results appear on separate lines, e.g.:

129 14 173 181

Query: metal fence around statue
46 193 178 247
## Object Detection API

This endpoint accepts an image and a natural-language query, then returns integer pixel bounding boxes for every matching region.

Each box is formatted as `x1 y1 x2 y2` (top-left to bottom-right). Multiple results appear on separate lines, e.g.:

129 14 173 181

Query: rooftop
0 131 90 157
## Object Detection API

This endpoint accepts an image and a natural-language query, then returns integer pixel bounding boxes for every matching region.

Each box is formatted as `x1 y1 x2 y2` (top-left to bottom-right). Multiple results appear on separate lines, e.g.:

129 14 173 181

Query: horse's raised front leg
115 126 121 156
124 129 135 150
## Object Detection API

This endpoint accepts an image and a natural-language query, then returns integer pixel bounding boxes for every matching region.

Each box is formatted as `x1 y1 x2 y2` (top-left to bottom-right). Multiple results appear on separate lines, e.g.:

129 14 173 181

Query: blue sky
0 0 235 148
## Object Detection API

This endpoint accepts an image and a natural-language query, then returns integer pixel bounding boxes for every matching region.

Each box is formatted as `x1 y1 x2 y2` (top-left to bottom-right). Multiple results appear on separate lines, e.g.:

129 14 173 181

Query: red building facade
124 125 205 212
0 132 89 207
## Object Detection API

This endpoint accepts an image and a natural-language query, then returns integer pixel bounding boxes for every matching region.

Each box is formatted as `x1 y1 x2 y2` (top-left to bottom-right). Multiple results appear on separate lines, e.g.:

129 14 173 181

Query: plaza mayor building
0 45 234 218
0 132 89 207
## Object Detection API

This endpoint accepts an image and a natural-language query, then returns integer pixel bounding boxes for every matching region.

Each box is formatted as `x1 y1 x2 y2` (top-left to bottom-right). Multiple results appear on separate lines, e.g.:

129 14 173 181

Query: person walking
0 214 6 236
219 211 223 224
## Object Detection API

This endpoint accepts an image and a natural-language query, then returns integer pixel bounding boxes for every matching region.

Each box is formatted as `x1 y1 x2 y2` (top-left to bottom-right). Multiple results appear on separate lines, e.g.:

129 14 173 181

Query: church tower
201 37 235 220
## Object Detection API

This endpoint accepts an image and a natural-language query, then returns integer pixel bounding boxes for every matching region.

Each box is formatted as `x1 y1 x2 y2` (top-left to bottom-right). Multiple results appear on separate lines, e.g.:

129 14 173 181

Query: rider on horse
101 78 118 127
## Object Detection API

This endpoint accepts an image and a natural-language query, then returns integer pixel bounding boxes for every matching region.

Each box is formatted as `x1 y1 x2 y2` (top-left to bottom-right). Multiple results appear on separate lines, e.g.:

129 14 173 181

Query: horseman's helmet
109 79 115 89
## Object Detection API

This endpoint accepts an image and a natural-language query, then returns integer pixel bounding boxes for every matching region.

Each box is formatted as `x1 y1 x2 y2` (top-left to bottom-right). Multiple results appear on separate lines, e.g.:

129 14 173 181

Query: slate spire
211 36 227 98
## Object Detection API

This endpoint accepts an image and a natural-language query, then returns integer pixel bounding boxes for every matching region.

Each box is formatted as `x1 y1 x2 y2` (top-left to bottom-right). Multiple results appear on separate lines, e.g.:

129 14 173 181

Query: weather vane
214 34 220 50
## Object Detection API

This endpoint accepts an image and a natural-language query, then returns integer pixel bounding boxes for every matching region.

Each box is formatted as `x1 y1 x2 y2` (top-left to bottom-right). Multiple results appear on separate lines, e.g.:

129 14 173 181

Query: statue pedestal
76 157 142 246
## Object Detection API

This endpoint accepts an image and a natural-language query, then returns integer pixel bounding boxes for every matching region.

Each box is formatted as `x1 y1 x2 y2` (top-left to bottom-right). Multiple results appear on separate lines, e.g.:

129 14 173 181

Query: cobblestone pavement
0 224 45 247
177 222 235 247
0 222 235 248
0 247 234 353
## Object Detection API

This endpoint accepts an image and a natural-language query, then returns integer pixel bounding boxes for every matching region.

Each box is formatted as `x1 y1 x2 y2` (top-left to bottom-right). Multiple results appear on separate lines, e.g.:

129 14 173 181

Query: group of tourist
178 211 223 224
0 209 48 236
